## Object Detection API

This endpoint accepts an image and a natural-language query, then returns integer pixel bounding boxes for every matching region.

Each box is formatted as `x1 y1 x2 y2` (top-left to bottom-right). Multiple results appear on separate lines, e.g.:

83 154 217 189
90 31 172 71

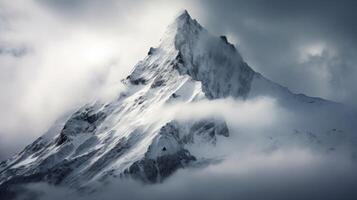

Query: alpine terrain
0 10 356 198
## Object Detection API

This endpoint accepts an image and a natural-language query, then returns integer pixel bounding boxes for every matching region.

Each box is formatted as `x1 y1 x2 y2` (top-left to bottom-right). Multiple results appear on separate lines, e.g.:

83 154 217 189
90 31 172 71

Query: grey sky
198 0 357 105
0 0 356 161
36 0 357 104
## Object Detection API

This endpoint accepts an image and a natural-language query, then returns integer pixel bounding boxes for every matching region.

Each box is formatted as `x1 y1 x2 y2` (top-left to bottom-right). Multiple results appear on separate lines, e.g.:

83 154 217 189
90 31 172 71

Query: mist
0 0 198 160
13 96 357 200
1 1 357 199
19 155 357 200
1 0 357 161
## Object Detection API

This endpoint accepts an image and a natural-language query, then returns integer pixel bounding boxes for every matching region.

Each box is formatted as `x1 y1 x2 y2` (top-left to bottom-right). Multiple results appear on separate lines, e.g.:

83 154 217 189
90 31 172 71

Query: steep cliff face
130 10 255 100
0 10 345 193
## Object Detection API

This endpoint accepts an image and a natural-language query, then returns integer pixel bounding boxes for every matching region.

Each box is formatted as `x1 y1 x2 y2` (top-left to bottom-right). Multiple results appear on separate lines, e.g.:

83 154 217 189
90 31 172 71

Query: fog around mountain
1 1 357 200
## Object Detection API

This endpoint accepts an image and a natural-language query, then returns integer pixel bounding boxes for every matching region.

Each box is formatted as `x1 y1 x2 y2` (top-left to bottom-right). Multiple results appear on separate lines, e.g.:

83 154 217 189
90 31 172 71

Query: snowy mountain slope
0 10 355 195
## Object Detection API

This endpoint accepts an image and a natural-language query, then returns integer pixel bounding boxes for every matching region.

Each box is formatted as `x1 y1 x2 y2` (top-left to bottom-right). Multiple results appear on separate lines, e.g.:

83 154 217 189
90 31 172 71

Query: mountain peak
0 9 343 194
164 10 203 40
140 10 255 99
158 10 204 52
175 9 191 21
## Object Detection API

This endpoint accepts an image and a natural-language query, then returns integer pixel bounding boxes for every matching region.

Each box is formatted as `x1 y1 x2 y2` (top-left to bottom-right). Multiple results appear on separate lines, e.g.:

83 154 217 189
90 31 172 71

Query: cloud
0 1 356 199
0 0 198 160
20 151 357 200
17 130 357 200
155 97 287 129
1 4 357 200
198 0 357 106
4 93 357 200
1 0 356 161
0 0 121 159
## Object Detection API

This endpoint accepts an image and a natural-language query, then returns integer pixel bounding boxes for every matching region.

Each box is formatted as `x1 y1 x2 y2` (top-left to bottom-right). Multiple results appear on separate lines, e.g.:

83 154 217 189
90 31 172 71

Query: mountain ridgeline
0 10 353 197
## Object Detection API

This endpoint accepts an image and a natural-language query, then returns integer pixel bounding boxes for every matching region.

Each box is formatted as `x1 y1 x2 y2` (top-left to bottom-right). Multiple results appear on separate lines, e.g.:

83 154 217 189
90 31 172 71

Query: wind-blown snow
0 10 356 199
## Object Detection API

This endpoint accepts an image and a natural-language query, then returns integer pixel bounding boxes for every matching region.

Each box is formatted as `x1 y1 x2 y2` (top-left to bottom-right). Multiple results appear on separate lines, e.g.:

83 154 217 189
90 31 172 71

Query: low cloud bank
21 148 357 200
13 96 357 200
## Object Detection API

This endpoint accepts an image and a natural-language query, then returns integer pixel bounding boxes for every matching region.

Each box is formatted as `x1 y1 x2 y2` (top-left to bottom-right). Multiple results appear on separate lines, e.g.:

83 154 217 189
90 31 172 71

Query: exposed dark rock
159 122 180 141
220 35 228 43
219 35 237 51
171 93 179 98
172 52 184 70
56 107 106 146
125 149 195 183
182 119 229 144
135 96 145 105
148 47 157 55
123 119 228 183
151 79 165 88
56 134 69 146
157 150 195 178
125 74 148 85
130 77 147 85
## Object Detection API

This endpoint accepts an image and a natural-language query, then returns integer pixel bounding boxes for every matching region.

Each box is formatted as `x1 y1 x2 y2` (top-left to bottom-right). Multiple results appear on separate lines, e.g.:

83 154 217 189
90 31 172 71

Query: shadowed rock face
0 10 342 196
170 11 255 99
0 11 267 190
124 119 229 182
125 149 196 183
56 106 107 146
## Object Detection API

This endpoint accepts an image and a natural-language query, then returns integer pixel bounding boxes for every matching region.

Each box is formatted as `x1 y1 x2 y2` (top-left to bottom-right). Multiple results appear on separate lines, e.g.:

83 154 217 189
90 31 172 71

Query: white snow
1 10 355 189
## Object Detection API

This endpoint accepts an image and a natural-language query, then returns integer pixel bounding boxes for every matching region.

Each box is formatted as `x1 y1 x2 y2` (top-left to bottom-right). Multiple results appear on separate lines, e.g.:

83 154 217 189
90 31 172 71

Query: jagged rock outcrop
0 10 341 195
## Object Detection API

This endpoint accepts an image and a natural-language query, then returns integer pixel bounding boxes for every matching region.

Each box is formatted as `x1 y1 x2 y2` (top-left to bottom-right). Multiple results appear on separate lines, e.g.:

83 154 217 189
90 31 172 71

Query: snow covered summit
0 10 350 196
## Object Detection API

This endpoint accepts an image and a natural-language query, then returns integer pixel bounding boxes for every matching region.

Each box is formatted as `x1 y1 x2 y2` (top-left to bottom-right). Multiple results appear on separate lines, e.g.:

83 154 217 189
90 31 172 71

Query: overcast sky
0 0 357 160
